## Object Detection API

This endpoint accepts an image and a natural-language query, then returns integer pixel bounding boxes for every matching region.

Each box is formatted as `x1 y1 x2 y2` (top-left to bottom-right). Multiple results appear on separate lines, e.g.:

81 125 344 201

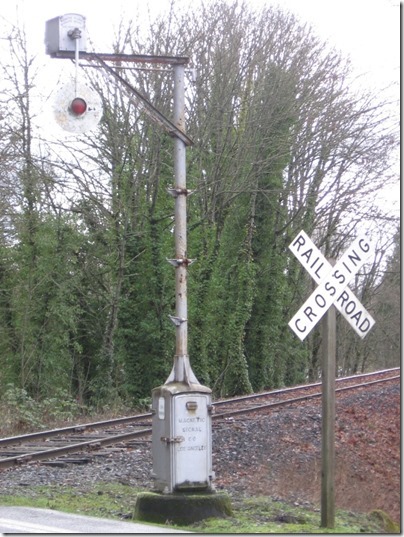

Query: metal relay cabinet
151 382 214 493
45 13 87 54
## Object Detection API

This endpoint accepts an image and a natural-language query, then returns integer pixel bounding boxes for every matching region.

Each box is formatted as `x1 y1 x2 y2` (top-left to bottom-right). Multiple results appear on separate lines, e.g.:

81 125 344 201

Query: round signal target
54 81 102 133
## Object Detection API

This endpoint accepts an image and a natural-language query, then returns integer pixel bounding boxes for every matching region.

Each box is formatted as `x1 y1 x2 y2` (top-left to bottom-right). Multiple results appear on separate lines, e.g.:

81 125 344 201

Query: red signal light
69 97 87 116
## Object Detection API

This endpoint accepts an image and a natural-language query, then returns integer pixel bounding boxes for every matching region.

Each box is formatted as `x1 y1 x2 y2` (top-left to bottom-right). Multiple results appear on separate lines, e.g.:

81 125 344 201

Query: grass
0 484 399 533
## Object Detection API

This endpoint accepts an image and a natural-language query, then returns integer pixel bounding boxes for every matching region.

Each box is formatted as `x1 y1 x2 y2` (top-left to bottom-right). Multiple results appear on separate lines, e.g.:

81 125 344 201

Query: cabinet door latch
160 435 185 444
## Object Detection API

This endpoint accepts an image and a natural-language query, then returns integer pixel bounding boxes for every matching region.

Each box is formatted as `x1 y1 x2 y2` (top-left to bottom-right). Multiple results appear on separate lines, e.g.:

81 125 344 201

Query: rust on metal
51 51 194 146
93 55 194 146
0 369 398 471
50 51 190 65
167 187 193 197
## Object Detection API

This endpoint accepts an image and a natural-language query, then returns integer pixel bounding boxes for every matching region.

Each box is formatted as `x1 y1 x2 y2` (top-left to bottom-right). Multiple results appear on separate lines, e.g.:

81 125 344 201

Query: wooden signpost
288 230 375 528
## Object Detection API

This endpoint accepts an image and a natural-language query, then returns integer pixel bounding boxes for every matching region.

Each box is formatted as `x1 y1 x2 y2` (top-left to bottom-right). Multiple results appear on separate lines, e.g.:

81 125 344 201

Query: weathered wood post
321 302 336 528
288 231 376 530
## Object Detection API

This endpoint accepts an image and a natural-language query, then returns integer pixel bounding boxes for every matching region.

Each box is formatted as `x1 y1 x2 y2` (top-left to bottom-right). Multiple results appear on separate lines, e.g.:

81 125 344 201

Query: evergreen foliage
0 0 398 410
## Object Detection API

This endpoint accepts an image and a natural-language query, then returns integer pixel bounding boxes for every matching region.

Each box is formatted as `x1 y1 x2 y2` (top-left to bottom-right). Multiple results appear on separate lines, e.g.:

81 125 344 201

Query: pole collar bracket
167 187 193 198
166 258 195 267
169 315 187 326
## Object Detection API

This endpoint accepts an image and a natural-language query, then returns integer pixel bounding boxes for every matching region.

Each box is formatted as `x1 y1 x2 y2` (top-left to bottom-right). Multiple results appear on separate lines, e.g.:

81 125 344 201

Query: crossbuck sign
288 231 376 341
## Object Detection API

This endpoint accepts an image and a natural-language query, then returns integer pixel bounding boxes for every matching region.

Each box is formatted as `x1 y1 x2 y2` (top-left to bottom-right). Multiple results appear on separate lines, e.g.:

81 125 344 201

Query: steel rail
213 375 400 420
0 413 152 448
0 373 398 471
0 368 398 448
213 367 400 408
0 428 151 471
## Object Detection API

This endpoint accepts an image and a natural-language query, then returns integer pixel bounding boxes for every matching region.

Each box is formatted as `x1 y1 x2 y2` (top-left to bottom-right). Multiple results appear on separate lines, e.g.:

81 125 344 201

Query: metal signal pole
46 16 214 496
166 64 199 385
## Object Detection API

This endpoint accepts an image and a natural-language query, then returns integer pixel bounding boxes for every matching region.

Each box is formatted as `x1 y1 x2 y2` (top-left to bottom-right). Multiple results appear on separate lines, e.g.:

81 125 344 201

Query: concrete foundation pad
134 491 233 525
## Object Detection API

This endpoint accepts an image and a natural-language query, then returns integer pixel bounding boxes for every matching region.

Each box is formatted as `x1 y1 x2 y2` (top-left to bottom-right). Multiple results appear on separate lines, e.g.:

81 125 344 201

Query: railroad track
0 367 399 471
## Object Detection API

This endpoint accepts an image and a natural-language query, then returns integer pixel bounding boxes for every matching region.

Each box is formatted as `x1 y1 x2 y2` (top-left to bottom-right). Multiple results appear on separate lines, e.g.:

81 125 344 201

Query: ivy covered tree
0 0 398 414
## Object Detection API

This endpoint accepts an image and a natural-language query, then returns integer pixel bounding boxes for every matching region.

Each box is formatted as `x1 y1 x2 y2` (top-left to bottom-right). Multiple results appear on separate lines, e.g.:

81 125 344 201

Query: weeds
0 485 397 533
0 384 83 434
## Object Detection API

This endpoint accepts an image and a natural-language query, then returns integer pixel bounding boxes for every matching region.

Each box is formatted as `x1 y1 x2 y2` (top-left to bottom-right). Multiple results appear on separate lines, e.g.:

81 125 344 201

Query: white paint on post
288 233 375 340
289 231 375 338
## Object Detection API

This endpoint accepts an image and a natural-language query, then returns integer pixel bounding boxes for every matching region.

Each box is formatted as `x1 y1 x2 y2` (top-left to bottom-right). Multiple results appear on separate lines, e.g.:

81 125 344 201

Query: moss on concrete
134 491 233 525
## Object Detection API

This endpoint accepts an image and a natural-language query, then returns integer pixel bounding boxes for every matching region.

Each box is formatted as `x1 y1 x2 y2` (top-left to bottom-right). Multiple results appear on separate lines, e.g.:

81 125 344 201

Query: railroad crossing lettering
289 231 375 341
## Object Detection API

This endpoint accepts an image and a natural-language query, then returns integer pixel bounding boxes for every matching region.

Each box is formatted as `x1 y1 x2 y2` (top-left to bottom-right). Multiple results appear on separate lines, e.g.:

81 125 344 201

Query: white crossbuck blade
288 231 376 341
